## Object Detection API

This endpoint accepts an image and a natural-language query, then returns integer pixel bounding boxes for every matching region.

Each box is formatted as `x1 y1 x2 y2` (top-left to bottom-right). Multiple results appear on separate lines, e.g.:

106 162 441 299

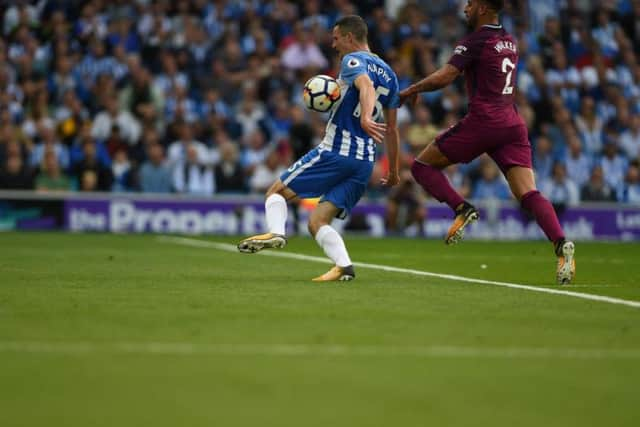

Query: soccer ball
303 75 341 113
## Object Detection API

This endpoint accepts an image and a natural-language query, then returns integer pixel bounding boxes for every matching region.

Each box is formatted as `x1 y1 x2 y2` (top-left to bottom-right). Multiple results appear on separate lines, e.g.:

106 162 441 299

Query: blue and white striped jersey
321 51 400 162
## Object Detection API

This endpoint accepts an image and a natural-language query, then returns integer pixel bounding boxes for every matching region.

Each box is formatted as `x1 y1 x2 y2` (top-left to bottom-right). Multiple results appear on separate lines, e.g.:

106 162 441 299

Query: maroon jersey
448 24 524 127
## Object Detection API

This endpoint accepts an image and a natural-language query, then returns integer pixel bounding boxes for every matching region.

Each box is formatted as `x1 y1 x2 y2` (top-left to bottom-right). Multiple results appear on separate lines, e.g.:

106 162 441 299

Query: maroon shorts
435 118 532 173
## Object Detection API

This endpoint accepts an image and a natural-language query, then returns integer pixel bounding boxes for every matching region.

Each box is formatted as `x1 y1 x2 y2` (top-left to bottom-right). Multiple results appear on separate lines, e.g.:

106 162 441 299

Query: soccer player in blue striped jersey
238 15 401 282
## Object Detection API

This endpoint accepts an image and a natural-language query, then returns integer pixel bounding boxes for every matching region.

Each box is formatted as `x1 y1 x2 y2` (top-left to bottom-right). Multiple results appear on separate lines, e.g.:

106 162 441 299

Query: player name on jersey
367 63 393 84
494 40 517 54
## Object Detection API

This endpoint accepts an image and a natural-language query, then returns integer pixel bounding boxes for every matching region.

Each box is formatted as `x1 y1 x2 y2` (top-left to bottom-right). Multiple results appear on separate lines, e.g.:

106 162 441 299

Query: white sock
265 194 287 235
314 225 352 267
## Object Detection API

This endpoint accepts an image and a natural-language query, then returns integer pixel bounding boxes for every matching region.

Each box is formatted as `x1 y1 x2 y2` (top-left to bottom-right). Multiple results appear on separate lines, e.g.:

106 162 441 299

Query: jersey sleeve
340 53 367 86
448 35 483 72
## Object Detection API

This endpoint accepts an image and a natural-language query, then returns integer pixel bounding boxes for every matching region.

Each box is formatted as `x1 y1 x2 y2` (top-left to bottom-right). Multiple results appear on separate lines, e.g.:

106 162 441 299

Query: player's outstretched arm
399 64 461 107
380 107 400 187
355 74 387 143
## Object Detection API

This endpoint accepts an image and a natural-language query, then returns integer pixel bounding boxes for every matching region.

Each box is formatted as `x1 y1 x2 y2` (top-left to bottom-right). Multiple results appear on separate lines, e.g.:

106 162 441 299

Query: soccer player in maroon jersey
399 0 575 284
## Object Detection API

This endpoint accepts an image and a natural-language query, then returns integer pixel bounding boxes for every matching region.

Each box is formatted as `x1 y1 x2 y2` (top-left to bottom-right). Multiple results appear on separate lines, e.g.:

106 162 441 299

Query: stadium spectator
69 123 111 169
3 2 40 37
111 148 132 192
581 165 617 202
406 103 439 156
21 88 55 141
600 140 628 190
72 140 113 192
591 7 624 60
164 83 199 124
235 85 267 138
54 90 89 144
172 143 214 196
575 96 604 154
240 129 270 177
620 114 640 159
154 50 189 97
167 122 210 166
35 149 72 192
0 152 33 189
471 158 511 202
249 148 285 194
48 56 77 104
138 142 172 193
119 64 164 127
281 22 329 72
620 162 640 203
545 42 582 113
91 95 141 146
564 133 592 187
29 123 69 171
0 140 28 173
532 135 554 180
539 161 580 209
214 140 245 194
537 16 563 68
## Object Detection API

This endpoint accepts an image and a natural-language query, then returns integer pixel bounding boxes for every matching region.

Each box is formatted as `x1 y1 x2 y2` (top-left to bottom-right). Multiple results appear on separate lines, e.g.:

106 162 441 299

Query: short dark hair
334 15 368 43
483 0 504 12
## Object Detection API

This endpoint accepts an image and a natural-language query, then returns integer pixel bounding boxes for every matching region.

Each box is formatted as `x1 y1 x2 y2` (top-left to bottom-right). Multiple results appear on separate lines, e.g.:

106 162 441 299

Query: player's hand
399 88 418 108
361 117 387 143
380 171 400 187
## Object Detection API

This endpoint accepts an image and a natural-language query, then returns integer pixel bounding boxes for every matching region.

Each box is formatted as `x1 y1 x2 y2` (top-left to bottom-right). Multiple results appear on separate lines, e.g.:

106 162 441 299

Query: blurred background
0 0 638 240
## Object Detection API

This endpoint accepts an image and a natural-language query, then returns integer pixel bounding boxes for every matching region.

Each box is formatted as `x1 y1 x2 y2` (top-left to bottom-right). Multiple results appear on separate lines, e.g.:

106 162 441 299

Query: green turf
1 232 639 427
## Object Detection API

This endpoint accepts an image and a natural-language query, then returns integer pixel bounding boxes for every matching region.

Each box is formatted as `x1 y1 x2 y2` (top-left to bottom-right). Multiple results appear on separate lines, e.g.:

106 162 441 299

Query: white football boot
555 239 576 285
237 233 287 253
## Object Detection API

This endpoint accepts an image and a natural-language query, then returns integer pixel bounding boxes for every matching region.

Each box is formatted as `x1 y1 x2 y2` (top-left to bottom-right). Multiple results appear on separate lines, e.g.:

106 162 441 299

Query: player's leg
237 179 297 253
489 123 574 283
308 201 355 282
411 142 464 208
307 161 370 282
385 198 400 233
505 166 575 284
239 147 337 253
411 126 479 244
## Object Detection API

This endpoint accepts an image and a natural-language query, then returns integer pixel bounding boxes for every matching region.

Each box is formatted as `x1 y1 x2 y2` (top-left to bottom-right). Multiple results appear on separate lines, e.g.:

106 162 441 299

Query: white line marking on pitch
158 236 640 310
1 341 639 360
562 285 622 288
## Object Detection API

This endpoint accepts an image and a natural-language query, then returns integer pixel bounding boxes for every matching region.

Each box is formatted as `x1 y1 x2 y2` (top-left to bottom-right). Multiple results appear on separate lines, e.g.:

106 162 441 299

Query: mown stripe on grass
2 341 640 360
158 236 640 310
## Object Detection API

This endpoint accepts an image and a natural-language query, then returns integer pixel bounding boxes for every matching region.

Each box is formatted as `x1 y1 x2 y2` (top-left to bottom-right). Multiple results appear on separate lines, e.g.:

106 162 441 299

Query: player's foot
237 233 287 253
445 202 479 245
555 239 576 285
312 265 355 282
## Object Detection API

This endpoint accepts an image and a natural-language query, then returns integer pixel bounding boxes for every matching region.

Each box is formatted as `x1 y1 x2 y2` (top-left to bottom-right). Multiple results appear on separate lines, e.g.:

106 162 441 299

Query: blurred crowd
0 0 639 220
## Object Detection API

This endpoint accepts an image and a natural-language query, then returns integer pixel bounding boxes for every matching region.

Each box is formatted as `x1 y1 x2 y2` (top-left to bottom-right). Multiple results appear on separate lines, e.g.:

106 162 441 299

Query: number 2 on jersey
353 85 390 121
501 57 515 95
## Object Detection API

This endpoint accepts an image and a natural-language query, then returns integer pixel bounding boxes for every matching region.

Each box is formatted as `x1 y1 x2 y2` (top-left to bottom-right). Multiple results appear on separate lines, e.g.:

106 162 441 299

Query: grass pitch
1 232 639 427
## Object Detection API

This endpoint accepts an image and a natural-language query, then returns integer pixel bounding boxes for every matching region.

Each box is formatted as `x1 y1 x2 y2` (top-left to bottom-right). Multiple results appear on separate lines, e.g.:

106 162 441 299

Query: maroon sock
521 190 565 243
411 160 464 210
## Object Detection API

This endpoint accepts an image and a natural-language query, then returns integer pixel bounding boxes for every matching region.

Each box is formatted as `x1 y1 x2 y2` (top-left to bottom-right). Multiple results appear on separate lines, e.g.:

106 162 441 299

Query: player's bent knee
266 180 297 201
415 143 450 169
308 211 332 236
307 219 325 237
265 181 283 198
